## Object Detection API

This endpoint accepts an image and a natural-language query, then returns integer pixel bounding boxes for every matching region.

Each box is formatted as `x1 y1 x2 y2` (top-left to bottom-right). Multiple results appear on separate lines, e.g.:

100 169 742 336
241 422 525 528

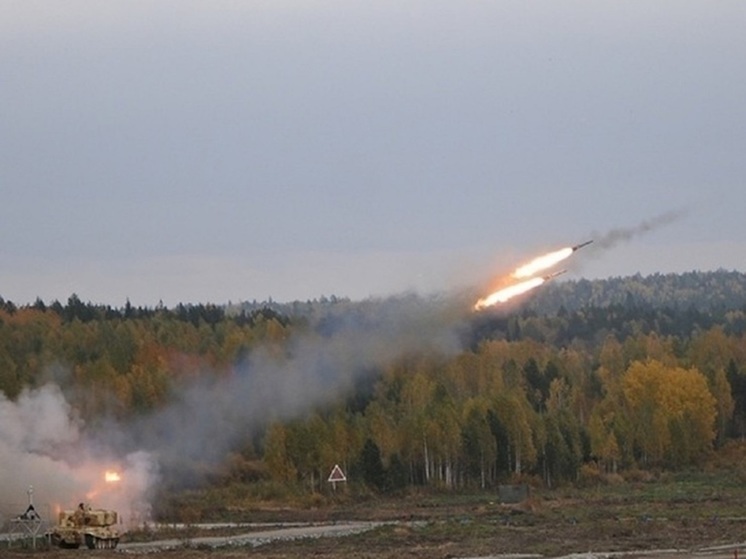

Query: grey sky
2 1 745 306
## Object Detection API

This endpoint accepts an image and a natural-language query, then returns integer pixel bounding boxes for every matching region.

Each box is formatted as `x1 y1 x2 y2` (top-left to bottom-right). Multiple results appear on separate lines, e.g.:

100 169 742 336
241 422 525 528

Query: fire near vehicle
50 503 121 549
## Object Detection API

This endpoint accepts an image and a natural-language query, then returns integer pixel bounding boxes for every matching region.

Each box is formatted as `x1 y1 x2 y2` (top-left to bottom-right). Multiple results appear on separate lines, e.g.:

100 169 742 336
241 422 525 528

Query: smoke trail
0 292 469 524
593 210 686 249
119 293 467 486
0 213 689 518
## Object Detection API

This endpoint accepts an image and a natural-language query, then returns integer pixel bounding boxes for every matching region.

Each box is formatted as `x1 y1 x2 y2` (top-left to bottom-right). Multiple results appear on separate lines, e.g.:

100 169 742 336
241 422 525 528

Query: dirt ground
5 490 746 559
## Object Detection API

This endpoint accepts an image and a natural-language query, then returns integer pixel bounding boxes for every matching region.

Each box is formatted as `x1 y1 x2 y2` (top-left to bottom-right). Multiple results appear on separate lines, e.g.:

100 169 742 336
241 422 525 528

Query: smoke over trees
0 269 745 522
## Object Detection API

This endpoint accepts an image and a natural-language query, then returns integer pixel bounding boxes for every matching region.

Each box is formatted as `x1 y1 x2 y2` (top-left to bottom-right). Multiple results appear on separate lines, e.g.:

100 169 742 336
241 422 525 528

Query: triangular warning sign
327 464 347 482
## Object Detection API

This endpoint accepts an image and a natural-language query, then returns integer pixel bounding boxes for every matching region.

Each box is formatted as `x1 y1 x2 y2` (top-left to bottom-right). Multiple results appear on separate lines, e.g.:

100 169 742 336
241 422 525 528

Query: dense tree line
531 270 746 314
1 270 746 492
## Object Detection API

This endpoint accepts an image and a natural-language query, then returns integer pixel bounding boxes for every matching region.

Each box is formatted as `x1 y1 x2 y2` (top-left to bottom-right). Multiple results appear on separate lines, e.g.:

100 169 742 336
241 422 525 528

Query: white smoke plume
0 214 687 521
0 293 468 521
0 384 157 528
123 293 467 483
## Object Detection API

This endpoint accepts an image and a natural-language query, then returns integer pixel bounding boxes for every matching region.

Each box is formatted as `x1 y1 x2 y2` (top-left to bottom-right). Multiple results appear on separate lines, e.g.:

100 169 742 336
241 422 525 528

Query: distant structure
498 484 530 504
7 486 47 549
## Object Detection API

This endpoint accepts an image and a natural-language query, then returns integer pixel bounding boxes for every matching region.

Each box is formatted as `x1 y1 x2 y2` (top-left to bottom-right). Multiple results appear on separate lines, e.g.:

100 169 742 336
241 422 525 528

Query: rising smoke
0 213 683 524
0 384 155 525
122 294 467 481
0 293 468 525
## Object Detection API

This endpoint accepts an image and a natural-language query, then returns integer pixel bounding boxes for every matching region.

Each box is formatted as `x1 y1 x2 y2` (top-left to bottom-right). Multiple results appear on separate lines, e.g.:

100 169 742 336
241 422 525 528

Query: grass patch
135 463 746 558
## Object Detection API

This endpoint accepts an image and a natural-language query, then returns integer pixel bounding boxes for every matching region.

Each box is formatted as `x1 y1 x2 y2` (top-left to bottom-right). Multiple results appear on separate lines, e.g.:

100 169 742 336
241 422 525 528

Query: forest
2 269 746 496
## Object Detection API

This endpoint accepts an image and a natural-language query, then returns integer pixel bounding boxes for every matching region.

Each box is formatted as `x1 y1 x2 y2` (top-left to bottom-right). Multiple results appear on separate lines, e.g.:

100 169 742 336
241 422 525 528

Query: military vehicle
49 503 121 549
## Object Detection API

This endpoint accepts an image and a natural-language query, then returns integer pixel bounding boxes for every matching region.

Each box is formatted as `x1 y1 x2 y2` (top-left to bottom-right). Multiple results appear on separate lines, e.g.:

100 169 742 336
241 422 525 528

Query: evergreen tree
359 438 386 492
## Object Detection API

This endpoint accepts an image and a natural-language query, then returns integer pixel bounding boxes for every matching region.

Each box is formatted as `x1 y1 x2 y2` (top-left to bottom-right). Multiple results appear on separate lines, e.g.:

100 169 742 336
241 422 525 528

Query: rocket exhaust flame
474 277 545 310
476 211 681 309
474 270 566 310
512 247 573 279
474 238 590 310
511 240 592 281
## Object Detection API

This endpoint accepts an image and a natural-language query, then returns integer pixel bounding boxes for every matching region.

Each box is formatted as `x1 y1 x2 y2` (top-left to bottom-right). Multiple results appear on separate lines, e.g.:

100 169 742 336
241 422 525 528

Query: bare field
6 477 746 559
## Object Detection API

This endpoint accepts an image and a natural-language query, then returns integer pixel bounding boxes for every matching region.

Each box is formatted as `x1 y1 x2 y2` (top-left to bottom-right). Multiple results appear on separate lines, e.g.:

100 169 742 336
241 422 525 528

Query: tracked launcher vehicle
50 504 121 549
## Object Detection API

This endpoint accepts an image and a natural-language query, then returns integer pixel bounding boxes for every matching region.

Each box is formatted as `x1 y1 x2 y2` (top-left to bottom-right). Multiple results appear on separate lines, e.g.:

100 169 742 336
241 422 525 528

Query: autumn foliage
1 271 745 492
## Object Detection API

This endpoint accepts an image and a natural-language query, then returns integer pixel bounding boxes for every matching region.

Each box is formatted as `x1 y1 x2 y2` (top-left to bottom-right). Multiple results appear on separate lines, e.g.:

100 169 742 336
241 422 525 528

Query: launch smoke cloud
0 212 683 521
0 385 157 525
0 293 468 521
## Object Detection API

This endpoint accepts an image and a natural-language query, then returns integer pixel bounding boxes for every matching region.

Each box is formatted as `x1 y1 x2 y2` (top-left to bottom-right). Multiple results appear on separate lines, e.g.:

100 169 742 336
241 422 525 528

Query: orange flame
474 277 545 310
475 245 574 310
512 247 573 279
105 471 121 483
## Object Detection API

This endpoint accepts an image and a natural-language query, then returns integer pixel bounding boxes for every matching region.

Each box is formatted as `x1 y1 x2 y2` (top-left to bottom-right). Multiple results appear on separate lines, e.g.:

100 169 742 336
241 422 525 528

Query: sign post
327 464 347 492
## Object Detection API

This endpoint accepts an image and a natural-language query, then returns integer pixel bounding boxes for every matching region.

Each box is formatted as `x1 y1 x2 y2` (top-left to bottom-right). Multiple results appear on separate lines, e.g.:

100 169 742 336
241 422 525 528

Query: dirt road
119 520 387 552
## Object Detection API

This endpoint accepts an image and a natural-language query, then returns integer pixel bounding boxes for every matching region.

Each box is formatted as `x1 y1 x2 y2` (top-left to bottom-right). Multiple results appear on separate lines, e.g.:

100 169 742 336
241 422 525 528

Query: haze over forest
1 269 745 523
2 1 745 527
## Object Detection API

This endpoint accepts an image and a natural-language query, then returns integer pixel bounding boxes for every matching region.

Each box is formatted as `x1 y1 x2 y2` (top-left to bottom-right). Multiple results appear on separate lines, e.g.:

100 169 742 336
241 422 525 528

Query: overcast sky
2 1 745 306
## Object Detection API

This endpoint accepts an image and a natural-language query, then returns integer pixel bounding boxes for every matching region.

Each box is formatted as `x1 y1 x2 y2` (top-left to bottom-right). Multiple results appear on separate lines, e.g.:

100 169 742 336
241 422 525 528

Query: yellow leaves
493 390 538 471
689 326 732 375
366 400 400 461
263 423 297 483
621 359 716 465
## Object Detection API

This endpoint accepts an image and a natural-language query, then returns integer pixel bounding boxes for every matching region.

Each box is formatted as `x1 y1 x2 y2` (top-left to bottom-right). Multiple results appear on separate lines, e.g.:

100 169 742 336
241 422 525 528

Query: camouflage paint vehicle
49 504 121 549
